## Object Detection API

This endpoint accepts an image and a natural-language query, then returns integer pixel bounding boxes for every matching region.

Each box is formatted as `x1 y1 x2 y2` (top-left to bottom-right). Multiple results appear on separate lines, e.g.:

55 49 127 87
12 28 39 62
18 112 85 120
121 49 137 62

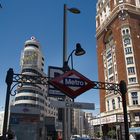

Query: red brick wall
96 5 140 112
97 33 106 112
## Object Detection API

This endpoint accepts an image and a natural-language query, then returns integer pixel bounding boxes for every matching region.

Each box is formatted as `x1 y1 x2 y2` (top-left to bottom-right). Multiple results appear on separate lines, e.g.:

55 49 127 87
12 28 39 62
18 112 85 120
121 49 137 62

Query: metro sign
49 70 95 99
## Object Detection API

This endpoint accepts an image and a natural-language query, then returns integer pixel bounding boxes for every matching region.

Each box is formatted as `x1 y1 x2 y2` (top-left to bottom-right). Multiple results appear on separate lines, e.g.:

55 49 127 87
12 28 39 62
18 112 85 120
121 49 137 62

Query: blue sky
0 0 99 114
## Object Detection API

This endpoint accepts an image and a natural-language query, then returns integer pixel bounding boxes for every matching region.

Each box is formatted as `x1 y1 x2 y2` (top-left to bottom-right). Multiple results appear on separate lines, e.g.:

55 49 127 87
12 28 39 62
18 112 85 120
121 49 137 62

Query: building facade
95 0 140 139
0 111 4 136
14 36 57 118
73 109 94 137
10 37 59 140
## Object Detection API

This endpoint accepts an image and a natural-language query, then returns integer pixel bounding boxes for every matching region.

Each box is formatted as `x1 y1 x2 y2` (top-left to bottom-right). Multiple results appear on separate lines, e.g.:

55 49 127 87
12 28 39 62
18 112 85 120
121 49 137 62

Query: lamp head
75 43 86 56
68 8 81 14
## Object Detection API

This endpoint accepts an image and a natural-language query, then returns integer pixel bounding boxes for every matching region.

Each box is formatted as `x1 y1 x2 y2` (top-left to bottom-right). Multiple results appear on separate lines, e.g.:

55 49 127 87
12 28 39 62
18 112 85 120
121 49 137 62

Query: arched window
103 29 118 83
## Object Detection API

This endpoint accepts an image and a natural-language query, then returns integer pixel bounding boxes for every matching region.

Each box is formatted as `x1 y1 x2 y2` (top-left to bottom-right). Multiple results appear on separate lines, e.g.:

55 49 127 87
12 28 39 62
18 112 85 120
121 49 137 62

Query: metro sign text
64 78 85 87
48 70 95 99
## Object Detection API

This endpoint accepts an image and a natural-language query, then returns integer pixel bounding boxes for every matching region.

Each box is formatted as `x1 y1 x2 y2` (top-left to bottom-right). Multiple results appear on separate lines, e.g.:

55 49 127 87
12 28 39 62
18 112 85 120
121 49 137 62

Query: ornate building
14 36 57 118
94 0 140 139
10 37 58 140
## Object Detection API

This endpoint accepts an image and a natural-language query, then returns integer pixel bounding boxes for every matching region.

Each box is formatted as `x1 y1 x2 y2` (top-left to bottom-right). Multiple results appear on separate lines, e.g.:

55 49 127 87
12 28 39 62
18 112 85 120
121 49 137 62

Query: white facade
0 111 4 136
14 37 57 118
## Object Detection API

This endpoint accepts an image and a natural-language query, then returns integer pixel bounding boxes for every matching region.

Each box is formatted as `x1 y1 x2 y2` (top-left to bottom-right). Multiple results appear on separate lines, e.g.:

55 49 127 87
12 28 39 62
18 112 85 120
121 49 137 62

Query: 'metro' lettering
64 78 85 87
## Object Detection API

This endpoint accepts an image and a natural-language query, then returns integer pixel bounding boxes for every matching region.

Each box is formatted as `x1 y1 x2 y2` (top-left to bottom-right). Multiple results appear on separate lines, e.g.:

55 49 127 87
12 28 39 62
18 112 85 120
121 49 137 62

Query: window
121 28 130 35
129 77 136 83
23 51 38 65
121 27 131 46
42 57 44 61
124 38 131 46
22 68 42 76
109 76 114 82
107 59 112 67
125 47 132 54
25 44 39 49
131 92 138 105
112 99 115 109
126 29 129 34
17 89 43 96
122 30 125 35
107 100 110 111
108 67 113 75
118 97 121 108
126 57 133 65
106 52 112 59
128 67 135 74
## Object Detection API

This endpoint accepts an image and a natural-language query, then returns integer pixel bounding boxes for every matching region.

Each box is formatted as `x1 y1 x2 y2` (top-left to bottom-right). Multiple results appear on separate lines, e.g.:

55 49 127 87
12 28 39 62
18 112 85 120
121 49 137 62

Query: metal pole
119 80 129 140
63 4 67 67
63 4 69 140
2 68 14 139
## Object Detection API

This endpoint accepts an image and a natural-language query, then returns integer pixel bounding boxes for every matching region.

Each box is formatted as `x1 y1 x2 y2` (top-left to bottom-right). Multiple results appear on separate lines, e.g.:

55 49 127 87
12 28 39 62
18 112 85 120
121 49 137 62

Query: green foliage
107 129 116 138
94 131 101 138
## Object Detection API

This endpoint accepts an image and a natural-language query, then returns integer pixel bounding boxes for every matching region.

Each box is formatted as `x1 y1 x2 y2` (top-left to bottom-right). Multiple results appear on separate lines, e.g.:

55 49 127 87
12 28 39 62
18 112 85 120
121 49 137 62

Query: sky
0 0 100 114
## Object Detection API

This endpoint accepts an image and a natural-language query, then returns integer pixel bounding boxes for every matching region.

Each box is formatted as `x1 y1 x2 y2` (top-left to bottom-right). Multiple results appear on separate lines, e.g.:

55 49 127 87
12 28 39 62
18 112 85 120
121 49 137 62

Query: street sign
50 100 95 110
48 69 95 99
129 127 140 133
48 66 65 97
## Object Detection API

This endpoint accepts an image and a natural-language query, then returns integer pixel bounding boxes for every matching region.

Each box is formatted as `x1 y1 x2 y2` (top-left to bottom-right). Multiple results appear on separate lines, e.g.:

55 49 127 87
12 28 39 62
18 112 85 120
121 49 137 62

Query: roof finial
31 36 36 40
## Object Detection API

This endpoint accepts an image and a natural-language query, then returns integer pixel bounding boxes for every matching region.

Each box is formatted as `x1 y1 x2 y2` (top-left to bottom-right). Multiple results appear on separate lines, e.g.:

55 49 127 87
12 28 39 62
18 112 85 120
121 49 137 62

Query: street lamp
63 4 81 67
62 4 81 140
63 43 86 71
62 43 85 140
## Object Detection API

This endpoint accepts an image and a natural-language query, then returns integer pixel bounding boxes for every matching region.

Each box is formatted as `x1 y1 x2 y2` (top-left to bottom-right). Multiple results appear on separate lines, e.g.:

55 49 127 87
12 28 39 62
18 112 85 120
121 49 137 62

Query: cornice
96 3 140 38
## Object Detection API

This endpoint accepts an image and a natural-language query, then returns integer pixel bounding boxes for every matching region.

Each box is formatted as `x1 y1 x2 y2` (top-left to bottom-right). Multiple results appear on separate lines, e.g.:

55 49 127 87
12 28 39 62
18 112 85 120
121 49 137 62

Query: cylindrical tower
14 36 47 116
21 36 44 71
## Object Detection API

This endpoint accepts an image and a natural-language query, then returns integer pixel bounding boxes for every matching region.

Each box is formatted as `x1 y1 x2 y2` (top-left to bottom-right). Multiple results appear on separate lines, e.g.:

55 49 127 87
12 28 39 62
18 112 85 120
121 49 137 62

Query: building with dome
14 36 57 118
10 37 59 140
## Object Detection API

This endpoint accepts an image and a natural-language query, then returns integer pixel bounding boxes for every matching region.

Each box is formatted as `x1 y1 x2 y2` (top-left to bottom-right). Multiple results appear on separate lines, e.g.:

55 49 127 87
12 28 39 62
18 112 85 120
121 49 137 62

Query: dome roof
24 36 41 49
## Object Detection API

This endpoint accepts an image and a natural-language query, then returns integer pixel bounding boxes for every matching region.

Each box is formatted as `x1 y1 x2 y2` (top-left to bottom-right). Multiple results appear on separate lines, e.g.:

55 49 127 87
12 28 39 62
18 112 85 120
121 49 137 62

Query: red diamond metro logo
49 70 95 99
